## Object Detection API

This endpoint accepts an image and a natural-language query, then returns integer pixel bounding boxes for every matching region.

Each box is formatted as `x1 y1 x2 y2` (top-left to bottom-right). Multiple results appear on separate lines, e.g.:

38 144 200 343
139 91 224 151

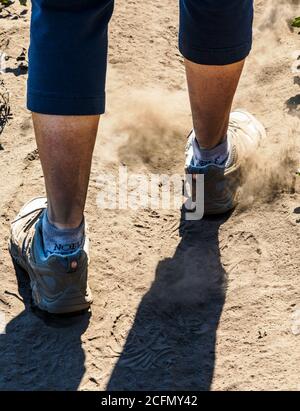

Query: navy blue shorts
27 0 254 116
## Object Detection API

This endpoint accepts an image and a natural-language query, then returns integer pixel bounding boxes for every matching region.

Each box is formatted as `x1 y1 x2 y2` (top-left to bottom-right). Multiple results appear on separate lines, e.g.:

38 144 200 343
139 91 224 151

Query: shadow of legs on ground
107 213 230 390
0 261 90 391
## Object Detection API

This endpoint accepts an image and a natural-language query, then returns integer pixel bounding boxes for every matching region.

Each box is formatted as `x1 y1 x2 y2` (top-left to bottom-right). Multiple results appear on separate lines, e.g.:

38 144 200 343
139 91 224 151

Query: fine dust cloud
238 119 299 210
112 88 299 210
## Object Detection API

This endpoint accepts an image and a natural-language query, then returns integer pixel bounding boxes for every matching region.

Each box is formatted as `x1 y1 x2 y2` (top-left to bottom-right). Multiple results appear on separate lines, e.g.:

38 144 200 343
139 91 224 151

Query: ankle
194 122 229 149
196 134 228 151
47 209 84 230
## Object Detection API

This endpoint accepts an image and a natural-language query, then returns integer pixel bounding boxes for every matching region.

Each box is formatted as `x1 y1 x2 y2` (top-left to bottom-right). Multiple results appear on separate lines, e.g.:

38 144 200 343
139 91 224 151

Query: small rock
291 309 300 335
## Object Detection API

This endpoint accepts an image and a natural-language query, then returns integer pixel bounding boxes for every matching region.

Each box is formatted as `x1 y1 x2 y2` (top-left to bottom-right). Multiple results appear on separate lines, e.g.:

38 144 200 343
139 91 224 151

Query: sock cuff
44 211 85 236
42 210 85 256
197 137 228 160
192 132 229 165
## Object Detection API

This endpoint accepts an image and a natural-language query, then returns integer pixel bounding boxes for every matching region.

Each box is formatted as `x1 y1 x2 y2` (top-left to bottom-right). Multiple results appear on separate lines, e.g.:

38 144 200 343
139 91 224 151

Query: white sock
192 132 232 167
42 211 85 257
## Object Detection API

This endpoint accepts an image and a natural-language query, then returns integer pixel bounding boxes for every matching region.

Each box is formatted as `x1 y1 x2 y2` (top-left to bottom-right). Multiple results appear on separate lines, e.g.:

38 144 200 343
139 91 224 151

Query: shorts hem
179 40 252 65
27 91 106 115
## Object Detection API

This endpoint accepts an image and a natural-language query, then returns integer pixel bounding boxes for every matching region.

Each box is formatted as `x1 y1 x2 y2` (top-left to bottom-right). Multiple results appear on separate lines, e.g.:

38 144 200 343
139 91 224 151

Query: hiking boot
185 109 266 215
9 197 92 314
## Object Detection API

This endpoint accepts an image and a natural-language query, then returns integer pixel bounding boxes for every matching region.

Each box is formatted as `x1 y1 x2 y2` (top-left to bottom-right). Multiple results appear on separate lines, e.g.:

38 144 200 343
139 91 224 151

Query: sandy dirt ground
0 0 299 391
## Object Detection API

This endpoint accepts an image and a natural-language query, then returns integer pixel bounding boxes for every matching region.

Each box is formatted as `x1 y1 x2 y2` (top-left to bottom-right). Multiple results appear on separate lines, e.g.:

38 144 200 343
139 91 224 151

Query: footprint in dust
220 231 262 276
110 310 174 371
